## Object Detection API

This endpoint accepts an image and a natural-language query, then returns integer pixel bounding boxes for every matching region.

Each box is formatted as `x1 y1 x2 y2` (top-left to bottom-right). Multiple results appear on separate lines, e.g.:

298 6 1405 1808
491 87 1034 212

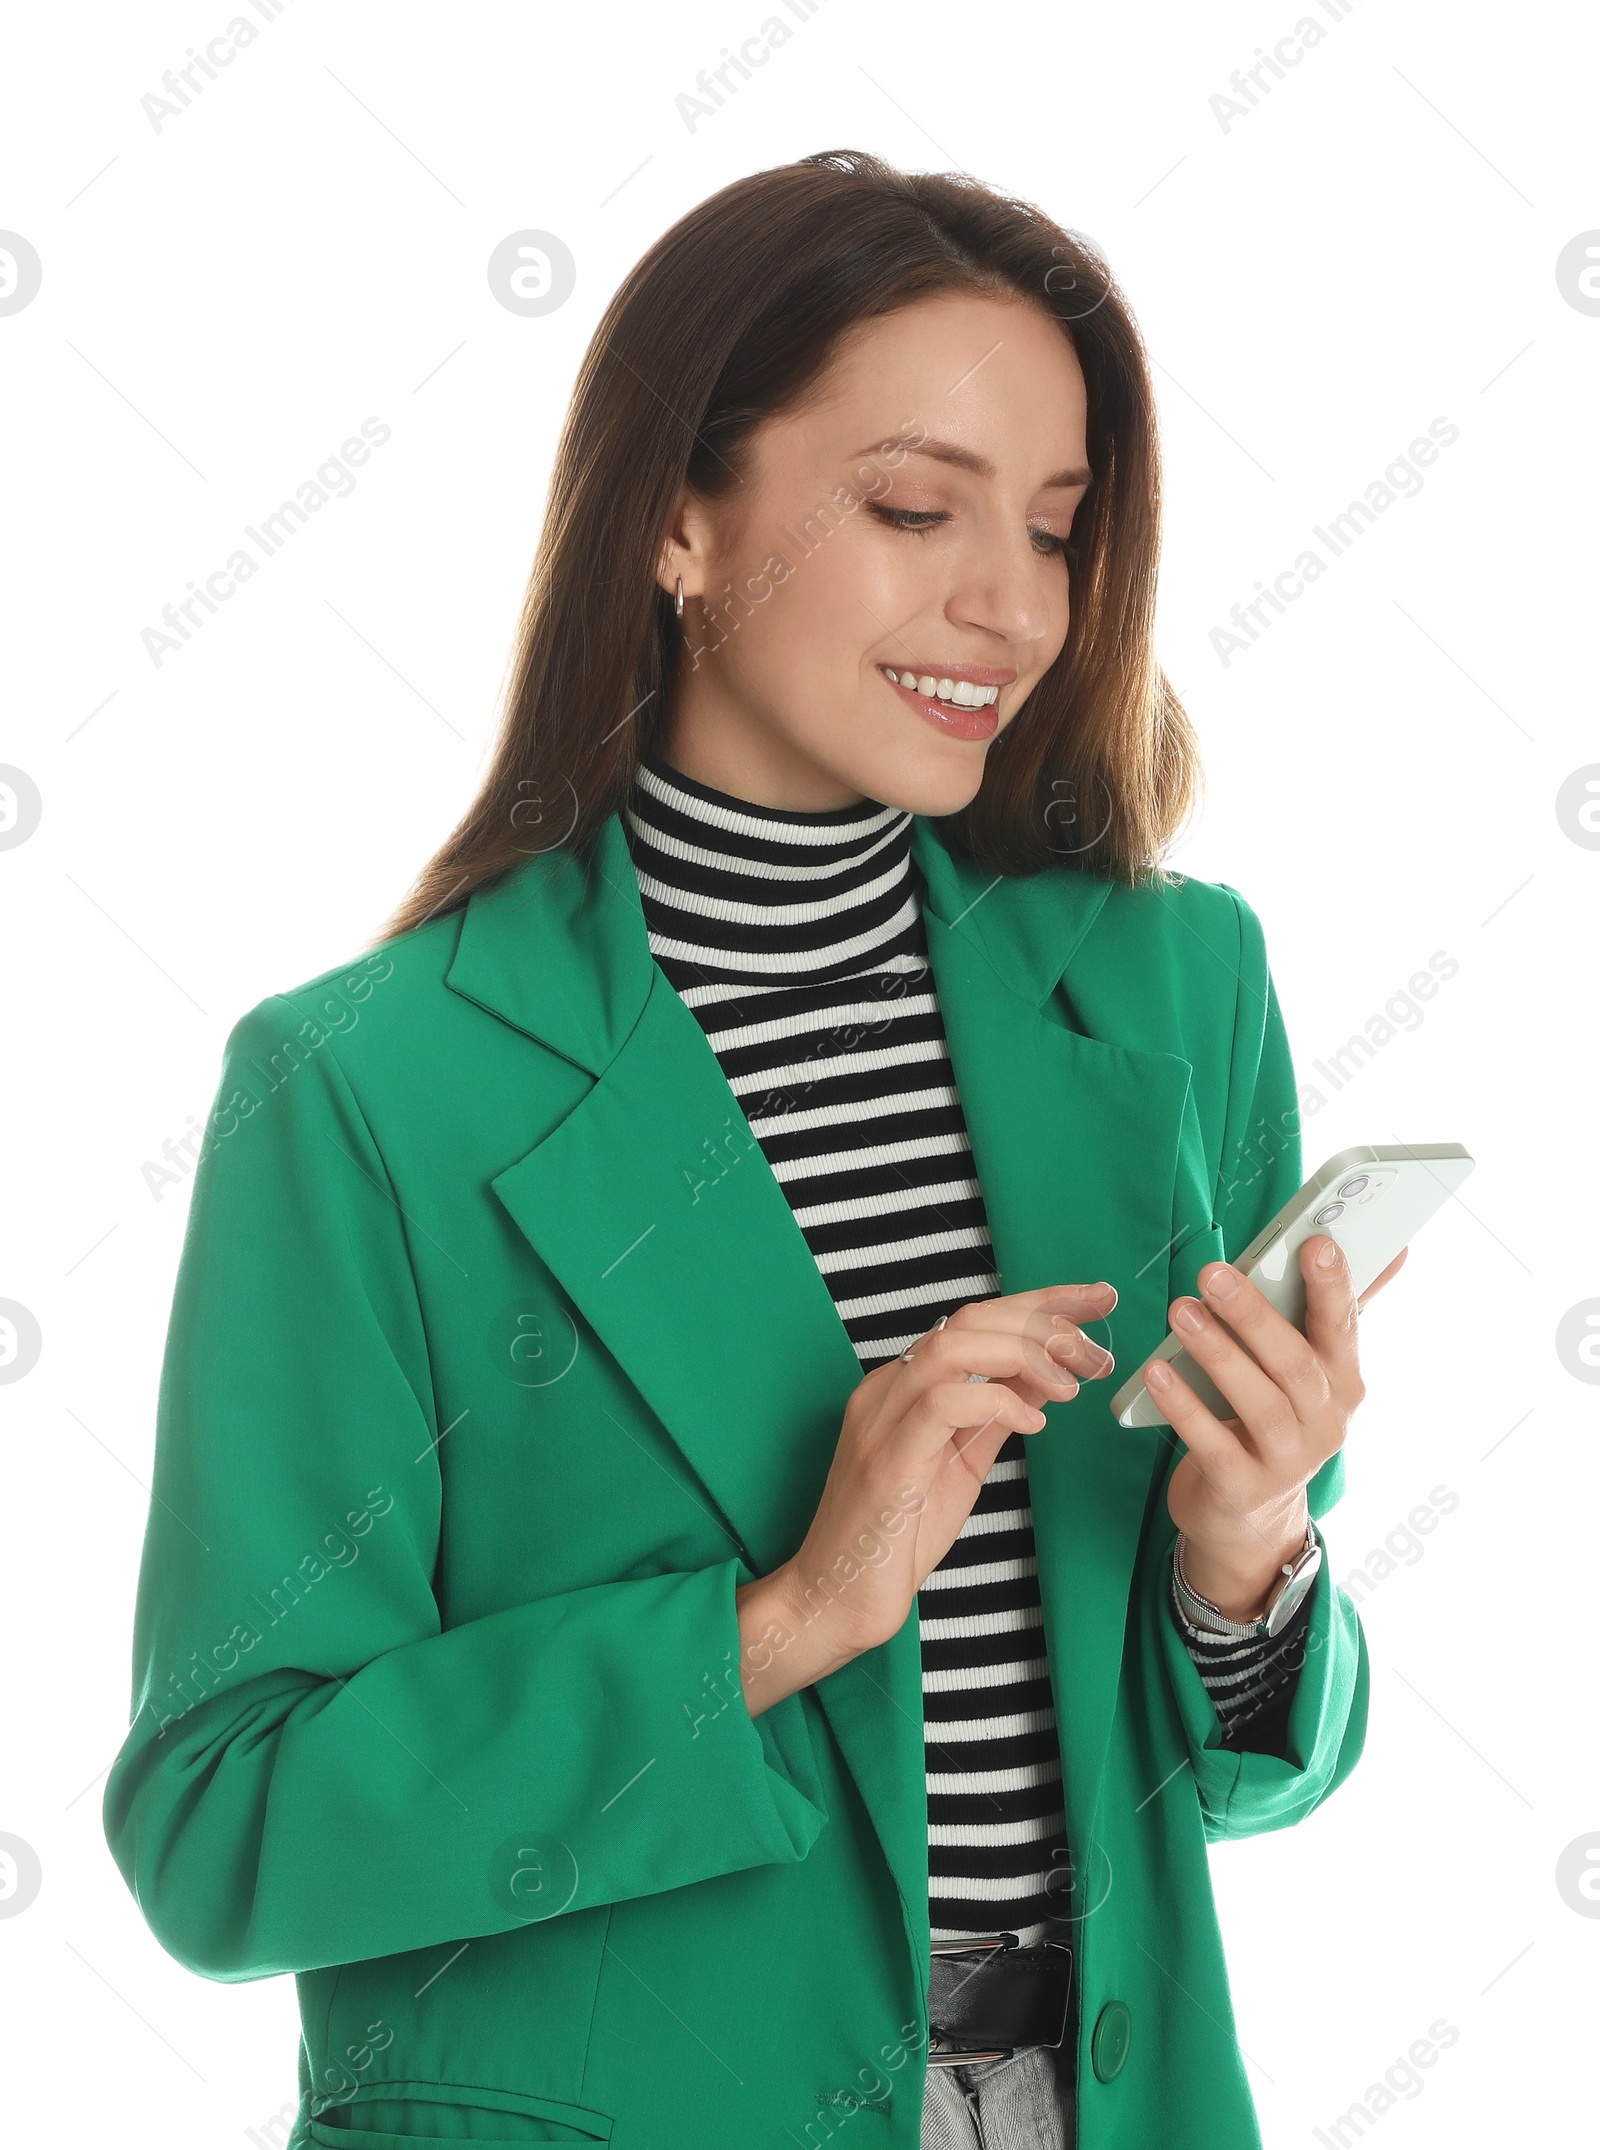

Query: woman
106 151 1387 2150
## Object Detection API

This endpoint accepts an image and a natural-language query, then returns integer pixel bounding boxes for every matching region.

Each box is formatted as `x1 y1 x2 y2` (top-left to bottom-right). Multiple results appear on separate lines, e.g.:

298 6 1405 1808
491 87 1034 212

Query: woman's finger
903 1377 1053 1478
1293 1238 1364 1402
1165 1294 1303 1450
960 1282 1119 1377
1144 1359 1257 1497
963 1280 1119 1337
892 1319 1083 1409
1001 1280 1119 1317
1195 1261 1334 1419
923 1378 1051 1441
900 1286 1117 1385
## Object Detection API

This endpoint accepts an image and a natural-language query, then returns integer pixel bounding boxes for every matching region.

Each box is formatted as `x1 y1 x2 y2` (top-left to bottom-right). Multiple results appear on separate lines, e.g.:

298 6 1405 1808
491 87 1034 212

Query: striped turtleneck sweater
622 749 1310 1945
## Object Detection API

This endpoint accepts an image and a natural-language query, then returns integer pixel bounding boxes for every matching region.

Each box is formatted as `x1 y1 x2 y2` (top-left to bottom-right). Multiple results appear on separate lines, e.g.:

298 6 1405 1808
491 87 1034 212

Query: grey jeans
920 2044 1076 2149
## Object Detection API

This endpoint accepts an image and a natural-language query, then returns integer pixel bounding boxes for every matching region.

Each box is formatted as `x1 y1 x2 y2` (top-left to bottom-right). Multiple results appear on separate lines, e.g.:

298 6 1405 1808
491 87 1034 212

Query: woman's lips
880 669 1001 741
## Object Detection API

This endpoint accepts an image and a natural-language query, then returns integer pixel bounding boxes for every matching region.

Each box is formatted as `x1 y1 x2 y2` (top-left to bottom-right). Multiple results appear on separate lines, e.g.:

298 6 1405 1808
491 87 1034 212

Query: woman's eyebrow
851 435 1092 489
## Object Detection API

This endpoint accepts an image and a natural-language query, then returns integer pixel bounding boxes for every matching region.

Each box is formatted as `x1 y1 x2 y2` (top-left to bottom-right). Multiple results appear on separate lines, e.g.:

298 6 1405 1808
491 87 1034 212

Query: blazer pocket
306 2081 614 2145
307 2128 604 2147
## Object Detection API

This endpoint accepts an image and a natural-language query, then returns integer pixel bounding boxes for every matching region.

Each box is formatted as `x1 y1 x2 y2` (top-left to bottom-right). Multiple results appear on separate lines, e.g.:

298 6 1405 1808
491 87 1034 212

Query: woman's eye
869 505 947 538
868 503 1076 560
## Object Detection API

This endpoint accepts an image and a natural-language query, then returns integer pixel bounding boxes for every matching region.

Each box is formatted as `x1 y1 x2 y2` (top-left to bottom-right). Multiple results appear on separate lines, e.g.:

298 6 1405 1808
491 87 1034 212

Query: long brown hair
379 148 1200 942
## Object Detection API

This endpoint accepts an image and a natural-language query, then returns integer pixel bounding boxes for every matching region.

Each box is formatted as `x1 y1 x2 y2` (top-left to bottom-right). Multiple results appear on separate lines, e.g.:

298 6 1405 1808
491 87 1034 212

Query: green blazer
105 805 1368 2150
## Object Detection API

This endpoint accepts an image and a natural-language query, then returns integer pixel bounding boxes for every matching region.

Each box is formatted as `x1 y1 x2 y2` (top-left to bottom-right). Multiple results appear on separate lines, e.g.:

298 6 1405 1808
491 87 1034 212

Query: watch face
1264 1548 1322 1636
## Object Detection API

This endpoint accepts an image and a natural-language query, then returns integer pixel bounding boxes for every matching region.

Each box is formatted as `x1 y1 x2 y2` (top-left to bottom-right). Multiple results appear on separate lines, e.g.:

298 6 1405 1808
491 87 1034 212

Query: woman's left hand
1152 1234 1408 1621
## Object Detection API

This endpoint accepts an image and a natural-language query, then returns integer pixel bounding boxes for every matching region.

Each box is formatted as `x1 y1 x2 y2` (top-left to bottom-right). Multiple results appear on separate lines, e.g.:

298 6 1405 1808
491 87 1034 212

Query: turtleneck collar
621 749 923 991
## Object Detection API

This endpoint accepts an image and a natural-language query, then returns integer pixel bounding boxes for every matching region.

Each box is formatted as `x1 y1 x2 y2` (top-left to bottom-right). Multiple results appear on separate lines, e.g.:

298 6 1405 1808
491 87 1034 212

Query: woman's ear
654 487 718 604
653 530 682 601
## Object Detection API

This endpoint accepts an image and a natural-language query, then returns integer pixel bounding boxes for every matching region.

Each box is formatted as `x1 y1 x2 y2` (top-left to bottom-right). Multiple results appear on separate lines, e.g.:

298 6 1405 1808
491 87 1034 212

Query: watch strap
1173 1519 1321 1640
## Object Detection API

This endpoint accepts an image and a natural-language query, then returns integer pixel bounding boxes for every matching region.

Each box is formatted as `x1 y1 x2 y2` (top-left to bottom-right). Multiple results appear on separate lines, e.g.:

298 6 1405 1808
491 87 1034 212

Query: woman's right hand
736 1282 1118 1716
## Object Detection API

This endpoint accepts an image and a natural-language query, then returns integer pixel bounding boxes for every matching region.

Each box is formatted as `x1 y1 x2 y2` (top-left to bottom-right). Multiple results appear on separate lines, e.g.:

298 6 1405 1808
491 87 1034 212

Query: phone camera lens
1336 1177 1369 1199
1312 1201 1345 1226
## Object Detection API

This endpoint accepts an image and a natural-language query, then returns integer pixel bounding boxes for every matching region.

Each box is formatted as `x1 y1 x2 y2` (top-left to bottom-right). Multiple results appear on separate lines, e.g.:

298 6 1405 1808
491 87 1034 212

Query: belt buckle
926 1931 1075 2067
927 1933 1020 2068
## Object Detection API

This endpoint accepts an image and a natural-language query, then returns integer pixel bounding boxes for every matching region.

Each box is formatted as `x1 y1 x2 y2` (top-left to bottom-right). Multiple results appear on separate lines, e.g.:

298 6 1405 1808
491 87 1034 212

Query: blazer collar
444 805 1117 1070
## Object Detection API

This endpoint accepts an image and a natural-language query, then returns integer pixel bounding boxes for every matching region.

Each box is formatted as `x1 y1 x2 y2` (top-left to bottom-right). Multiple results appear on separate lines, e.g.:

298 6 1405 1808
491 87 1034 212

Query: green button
1091 1999 1132 2082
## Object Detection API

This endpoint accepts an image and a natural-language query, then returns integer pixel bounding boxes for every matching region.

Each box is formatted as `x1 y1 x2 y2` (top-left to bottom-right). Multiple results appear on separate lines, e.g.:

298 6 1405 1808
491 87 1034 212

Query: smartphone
1110 1143 1476 1429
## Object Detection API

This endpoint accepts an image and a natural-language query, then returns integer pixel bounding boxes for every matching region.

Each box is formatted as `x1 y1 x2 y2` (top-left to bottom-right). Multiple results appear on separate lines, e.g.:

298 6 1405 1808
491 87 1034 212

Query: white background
2 1 1596 2143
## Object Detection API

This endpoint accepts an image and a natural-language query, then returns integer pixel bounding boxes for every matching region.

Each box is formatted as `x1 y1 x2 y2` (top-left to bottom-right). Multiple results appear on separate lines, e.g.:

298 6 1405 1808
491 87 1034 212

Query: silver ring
899 1313 949 1363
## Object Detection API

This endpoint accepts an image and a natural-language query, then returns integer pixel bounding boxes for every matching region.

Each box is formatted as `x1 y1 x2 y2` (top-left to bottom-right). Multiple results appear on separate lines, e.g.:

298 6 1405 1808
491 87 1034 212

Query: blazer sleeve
1142 887 1371 1842
103 994 829 1982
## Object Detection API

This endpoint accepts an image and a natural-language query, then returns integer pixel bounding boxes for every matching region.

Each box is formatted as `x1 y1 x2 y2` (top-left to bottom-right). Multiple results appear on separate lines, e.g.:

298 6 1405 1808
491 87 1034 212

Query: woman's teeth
883 669 1000 708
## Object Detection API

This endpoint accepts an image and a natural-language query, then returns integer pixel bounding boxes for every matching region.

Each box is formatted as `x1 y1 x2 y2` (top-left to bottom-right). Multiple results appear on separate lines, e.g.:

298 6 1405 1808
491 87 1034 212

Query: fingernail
1318 1238 1341 1269
1173 1301 1204 1332
1146 1361 1172 1389
1050 1316 1082 1332
1204 1265 1240 1298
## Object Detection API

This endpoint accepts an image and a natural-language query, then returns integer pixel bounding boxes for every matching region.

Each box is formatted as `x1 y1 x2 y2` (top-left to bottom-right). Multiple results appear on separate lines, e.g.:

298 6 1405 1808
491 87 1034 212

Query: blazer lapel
448 814 866 1583
446 808 1200 1970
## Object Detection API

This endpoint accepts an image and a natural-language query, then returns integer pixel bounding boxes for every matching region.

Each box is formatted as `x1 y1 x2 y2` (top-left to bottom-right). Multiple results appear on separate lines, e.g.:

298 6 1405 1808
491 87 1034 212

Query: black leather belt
926 1933 1074 2067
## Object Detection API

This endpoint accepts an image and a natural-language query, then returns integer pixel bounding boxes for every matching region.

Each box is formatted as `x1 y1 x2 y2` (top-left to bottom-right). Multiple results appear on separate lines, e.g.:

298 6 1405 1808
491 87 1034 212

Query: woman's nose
942 526 1067 650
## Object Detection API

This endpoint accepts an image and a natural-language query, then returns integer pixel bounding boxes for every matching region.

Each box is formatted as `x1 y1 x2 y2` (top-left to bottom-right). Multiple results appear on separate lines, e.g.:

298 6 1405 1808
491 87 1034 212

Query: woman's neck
651 714 870 814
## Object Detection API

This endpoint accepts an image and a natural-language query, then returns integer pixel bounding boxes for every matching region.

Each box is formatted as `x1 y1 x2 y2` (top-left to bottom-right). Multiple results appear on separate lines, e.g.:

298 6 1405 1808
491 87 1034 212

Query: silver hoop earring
675 576 684 622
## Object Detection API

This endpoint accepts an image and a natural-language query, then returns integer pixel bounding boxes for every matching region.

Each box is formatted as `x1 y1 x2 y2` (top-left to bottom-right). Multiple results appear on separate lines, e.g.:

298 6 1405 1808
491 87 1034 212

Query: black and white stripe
622 750 1303 1939
1168 1569 1314 1754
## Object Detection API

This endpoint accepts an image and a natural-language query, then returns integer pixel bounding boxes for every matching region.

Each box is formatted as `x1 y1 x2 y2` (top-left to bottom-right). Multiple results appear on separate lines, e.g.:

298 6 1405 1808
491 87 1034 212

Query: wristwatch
1173 1519 1322 1640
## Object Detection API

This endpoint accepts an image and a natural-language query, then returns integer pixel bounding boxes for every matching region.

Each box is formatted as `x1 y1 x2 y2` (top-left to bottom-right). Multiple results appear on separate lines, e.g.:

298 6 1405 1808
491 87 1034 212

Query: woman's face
659 289 1091 813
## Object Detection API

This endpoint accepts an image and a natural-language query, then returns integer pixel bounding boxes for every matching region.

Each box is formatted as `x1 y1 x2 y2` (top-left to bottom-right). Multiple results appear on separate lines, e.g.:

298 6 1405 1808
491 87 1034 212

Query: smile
883 668 1001 707
878 664 1008 741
